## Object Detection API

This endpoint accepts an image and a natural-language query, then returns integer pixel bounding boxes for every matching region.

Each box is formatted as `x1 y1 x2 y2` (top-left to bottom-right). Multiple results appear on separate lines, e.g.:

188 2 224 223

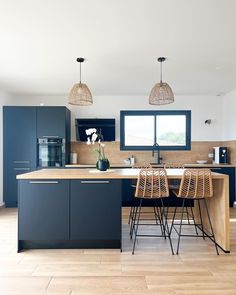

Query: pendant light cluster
68 56 174 106
149 57 174 105
68 58 93 106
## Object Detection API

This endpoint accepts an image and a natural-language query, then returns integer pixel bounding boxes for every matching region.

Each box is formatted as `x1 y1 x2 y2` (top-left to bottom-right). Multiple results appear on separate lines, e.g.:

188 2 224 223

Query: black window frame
120 110 191 151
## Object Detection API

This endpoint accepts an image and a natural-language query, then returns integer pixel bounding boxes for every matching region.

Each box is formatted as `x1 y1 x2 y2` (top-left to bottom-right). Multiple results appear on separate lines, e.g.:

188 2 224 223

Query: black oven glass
37 138 65 167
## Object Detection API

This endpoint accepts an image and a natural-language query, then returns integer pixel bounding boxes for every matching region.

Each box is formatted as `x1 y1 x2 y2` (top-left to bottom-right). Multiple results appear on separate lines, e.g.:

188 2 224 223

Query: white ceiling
0 0 236 96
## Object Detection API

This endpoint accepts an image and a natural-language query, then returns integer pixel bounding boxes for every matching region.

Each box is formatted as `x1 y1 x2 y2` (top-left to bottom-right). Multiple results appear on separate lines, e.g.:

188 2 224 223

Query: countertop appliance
75 118 115 141
37 137 65 167
213 147 228 164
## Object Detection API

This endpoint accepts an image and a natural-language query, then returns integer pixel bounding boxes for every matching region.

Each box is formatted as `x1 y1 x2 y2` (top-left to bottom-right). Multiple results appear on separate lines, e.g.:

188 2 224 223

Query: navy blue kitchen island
17 168 230 252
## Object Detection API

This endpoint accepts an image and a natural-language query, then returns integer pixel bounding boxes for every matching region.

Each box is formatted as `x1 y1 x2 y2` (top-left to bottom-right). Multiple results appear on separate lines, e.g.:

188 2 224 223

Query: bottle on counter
70 153 78 164
130 155 135 165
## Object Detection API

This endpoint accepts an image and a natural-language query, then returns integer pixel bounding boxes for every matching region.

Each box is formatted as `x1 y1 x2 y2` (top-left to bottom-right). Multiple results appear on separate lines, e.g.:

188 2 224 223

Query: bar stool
132 168 174 255
128 164 153 230
164 163 193 224
171 169 219 255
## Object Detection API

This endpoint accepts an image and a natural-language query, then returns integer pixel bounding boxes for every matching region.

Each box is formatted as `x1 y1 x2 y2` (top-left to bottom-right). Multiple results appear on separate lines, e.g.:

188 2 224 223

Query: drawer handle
29 181 59 184
42 135 59 138
13 161 30 164
81 180 110 184
212 168 222 170
14 168 30 171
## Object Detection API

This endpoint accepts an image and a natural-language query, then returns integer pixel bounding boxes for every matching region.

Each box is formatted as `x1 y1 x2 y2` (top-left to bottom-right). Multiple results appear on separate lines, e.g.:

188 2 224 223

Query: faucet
152 142 162 165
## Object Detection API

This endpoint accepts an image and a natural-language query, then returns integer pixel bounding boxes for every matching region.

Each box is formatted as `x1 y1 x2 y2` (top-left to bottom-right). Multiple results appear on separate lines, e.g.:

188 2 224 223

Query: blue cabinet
3 107 37 207
18 180 70 242
37 107 69 138
18 179 122 250
211 167 235 207
3 106 71 207
70 180 121 248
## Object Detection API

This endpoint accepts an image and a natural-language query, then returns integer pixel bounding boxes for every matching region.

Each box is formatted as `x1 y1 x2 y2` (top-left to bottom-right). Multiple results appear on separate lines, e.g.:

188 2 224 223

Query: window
120 110 191 150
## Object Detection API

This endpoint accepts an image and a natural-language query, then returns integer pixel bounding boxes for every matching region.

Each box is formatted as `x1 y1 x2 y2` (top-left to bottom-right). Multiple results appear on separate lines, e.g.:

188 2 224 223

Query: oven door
38 142 65 167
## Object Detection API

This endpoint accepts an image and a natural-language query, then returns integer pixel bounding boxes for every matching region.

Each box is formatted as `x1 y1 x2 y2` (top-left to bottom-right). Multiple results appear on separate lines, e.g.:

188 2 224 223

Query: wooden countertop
66 163 235 168
17 168 229 180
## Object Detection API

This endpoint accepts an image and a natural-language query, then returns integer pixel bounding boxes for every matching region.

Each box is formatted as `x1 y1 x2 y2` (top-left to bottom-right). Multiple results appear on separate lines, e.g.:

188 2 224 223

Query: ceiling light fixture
149 57 174 105
68 57 93 106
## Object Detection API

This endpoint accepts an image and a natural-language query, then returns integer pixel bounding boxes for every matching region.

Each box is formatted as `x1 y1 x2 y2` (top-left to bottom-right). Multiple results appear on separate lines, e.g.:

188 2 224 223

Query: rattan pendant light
149 57 174 105
68 57 93 106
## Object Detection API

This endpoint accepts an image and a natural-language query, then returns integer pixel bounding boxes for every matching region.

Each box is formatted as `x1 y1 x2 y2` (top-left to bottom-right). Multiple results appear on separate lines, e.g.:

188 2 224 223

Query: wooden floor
0 207 236 295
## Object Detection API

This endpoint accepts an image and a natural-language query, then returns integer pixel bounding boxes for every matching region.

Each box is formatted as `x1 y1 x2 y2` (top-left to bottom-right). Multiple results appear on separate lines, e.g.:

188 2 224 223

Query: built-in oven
37 137 65 168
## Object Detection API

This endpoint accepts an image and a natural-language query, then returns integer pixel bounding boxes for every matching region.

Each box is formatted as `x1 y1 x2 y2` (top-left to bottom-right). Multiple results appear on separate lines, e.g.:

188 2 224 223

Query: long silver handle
14 168 30 171
29 181 59 184
81 180 110 184
13 161 30 164
212 168 222 170
42 136 59 138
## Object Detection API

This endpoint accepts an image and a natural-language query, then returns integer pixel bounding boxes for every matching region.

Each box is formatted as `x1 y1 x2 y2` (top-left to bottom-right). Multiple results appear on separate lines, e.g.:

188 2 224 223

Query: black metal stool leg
128 205 134 225
203 198 219 255
185 204 190 224
161 199 174 255
153 206 159 225
132 199 142 254
155 199 165 237
176 199 185 254
159 201 167 239
170 205 178 235
189 199 198 235
130 205 138 239
197 199 205 239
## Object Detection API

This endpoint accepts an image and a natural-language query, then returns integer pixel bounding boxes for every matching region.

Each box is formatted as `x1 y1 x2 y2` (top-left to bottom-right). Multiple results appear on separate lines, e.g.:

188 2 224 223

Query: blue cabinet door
3 107 37 207
3 107 37 165
37 107 66 138
211 167 235 207
70 180 121 242
18 180 70 240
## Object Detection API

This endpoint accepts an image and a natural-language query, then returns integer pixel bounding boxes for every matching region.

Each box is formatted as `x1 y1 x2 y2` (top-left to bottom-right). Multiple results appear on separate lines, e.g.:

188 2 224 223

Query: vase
96 159 110 171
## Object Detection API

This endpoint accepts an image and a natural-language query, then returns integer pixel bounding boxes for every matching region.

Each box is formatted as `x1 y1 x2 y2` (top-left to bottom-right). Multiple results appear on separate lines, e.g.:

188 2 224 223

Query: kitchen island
17 168 230 252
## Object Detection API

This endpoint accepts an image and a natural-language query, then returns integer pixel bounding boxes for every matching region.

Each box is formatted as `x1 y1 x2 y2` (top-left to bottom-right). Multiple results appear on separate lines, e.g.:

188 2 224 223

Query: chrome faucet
152 142 162 165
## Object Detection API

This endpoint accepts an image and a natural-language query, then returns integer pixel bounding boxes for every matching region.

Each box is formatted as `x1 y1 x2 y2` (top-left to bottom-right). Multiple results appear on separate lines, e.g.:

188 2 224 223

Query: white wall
222 89 236 141
10 94 223 141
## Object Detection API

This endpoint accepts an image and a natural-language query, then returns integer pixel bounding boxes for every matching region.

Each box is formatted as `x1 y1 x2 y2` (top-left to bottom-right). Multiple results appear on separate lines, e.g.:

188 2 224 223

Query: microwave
213 147 228 164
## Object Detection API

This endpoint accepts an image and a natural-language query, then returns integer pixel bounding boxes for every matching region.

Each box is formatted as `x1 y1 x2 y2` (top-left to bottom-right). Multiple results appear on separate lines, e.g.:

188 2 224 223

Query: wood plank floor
0 207 236 295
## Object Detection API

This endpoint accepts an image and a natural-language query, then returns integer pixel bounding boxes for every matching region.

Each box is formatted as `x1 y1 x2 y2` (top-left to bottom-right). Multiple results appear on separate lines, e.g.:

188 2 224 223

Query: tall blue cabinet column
3 107 37 207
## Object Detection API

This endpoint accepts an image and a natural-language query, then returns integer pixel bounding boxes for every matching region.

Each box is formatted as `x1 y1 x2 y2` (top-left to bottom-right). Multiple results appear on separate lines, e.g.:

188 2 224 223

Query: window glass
124 116 154 146
120 110 191 150
156 115 186 146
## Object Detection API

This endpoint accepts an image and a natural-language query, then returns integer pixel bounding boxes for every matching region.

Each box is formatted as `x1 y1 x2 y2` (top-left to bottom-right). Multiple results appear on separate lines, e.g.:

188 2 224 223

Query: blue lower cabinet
18 180 70 241
211 167 235 207
4 167 33 207
70 179 122 247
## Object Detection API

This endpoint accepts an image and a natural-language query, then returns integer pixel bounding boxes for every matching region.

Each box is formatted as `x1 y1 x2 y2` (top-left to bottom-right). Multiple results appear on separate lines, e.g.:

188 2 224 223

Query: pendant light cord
160 60 162 83
80 62 82 83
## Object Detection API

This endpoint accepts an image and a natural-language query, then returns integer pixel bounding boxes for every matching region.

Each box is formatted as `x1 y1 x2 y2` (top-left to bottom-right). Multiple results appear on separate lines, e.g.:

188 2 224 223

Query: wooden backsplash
70 140 236 165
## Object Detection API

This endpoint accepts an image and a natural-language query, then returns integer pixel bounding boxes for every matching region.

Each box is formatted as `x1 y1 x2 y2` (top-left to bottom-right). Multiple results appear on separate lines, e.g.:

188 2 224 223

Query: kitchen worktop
65 163 235 168
16 168 229 180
